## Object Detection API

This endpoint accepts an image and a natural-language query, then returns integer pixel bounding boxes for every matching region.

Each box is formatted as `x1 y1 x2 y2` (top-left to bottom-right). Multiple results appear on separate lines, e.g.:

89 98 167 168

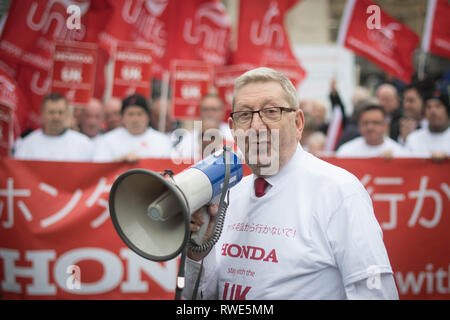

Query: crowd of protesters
302 74 450 160
12 72 450 163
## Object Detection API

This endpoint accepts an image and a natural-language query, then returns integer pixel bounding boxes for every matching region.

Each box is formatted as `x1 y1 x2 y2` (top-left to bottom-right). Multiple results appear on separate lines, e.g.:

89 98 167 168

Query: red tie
254 177 269 197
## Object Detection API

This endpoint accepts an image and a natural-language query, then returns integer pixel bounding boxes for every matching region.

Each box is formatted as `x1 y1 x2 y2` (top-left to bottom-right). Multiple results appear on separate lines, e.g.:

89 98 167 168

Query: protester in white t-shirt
92 94 172 162
398 84 427 144
404 90 450 159
79 98 104 143
173 94 235 160
14 93 94 162
336 104 405 158
183 68 398 300
103 97 123 132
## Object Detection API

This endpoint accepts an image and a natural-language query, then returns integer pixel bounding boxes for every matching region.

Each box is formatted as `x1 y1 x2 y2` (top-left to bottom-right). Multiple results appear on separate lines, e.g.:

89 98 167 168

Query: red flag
214 64 254 120
422 0 450 59
166 0 231 67
15 66 51 132
263 60 306 89
98 0 172 78
0 0 109 71
338 0 419 83
231 0 305 86
0 66 29 144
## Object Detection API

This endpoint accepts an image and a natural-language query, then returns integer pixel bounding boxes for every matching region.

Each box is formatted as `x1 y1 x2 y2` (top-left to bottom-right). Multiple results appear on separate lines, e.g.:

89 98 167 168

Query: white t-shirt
92 126 173 162
336 136 406 158
185 145 396 300
404 127 450 157
13 129 94 162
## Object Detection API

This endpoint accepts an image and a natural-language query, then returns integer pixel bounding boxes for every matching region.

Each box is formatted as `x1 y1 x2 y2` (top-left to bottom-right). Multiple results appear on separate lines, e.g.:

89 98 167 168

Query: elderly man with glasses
183 68 398 300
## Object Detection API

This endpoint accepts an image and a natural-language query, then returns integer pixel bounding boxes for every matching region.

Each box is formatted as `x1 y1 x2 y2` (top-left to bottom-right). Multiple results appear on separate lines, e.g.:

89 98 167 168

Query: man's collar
253 143 304 187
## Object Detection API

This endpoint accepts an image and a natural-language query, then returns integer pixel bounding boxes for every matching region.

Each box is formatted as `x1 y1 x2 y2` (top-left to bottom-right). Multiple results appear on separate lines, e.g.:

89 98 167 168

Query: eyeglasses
230 107 296 126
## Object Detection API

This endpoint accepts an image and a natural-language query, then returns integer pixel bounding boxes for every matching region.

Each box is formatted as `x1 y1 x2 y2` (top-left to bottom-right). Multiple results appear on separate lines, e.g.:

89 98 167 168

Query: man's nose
250 112 267 130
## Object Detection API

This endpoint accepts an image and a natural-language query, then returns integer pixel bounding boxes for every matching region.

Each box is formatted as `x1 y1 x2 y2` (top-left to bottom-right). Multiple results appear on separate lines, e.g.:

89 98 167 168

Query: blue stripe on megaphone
192 151 243 200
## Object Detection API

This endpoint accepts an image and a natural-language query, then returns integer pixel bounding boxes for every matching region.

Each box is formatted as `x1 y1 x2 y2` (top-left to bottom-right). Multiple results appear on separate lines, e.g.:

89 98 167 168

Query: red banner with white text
112 42 153 100
0 158 449 299
170 60 213 120
51 42 98 106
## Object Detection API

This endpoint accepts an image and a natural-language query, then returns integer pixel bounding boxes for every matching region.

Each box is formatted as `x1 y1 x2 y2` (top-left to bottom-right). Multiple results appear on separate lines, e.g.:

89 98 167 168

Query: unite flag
422 0 450 59
338 0 419 83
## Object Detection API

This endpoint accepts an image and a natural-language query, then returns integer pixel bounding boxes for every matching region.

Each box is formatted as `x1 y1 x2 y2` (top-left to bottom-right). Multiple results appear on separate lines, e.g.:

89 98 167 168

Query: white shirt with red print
184 144 398 300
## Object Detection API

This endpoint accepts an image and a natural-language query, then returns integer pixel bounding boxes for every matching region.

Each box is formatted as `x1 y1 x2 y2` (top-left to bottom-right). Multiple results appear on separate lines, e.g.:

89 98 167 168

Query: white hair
232 67 299 111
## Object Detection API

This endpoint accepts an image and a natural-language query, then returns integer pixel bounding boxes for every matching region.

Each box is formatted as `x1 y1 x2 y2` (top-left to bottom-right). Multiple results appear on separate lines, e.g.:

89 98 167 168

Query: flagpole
158 71 170 133
417 50 427 81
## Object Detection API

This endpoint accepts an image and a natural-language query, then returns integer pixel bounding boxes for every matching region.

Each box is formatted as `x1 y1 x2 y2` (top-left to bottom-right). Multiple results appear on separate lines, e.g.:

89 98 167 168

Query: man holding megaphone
183 68 399 300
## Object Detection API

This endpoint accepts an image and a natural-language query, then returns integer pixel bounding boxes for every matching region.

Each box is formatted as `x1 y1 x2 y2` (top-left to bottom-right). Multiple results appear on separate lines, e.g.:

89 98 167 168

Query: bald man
375 84 402 141
79 98 104 141
104 97 122 131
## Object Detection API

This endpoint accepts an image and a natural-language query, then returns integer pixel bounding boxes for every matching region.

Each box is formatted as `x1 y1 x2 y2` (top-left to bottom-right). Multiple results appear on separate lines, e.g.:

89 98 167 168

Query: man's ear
228 116 234 132
295 109 305 141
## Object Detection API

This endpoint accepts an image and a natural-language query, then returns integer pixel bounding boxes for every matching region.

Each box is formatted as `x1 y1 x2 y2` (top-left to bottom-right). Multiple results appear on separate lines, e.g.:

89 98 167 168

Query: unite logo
367 23 401 55
183 2 230 53
26 0 89 40
31 71 51 96
123 0 168 51
221 243 279 263
249 1 284 48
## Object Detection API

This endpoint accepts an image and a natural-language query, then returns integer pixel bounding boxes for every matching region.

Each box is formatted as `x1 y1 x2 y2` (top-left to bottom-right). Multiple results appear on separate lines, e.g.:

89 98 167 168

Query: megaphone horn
109 147 243 262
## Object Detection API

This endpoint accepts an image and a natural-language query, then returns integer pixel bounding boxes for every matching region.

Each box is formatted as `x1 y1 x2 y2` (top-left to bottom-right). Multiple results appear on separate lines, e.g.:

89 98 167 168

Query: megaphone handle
190 207 210 246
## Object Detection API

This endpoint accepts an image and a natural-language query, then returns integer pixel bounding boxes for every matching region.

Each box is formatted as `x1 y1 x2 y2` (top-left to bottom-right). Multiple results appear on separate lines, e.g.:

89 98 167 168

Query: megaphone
109 147 243 262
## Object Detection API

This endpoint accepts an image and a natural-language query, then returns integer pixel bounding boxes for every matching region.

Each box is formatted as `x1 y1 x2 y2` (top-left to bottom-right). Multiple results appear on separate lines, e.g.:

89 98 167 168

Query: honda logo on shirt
221 243 279 263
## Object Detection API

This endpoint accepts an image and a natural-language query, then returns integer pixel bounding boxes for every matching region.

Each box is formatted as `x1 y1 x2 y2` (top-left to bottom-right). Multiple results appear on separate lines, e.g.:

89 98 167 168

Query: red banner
51 42 97 106
112 42 153 99
214 64 254 120
0 158 449 300
337 0 419 83
170 60 213 120
422 0 450 59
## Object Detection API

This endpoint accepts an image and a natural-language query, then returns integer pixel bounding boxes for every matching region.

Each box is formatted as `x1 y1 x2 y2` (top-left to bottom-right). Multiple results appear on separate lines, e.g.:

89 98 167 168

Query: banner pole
418 50 427 81
158 71 170 132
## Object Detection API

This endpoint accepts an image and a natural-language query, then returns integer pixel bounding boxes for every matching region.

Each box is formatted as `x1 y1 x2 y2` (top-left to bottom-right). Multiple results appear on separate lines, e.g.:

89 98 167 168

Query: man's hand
399 118 418 142
381 149 394 160
431 151 448 162
116 151 139 163
188 204 218 261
